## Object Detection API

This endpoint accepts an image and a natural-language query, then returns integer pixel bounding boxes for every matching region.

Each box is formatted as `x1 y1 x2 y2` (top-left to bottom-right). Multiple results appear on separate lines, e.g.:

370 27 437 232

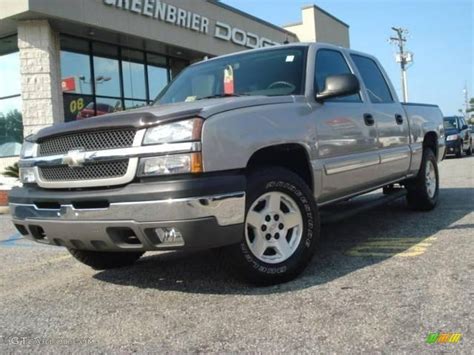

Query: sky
222 0 473 115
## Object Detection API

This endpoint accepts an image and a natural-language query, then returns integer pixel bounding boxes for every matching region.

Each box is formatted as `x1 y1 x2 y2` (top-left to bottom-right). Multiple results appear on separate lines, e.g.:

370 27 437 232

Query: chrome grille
39 161 129 181
38 129 136 156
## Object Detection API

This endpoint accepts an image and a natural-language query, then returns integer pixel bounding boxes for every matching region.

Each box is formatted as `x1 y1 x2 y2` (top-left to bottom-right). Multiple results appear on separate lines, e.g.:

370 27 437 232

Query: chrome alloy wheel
245 191 303 264
425 160 437 198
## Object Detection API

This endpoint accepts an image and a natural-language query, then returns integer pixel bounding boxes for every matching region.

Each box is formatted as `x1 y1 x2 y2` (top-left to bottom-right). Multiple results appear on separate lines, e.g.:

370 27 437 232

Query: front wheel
466 141 472 156
455 146 462 158
226 167 319 285
67 248 144 270
406 148 439 211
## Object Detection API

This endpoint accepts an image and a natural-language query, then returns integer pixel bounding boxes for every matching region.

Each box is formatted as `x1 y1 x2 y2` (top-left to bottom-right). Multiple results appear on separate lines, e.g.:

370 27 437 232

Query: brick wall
17 20 64 137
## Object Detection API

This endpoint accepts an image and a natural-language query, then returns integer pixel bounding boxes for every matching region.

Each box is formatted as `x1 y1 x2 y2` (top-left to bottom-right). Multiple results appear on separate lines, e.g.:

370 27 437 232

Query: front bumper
445 139 461 155
9 174 245 252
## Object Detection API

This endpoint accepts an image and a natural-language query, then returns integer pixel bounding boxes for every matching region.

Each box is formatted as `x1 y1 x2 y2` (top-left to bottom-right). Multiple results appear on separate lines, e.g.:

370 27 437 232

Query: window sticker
224 65 234 94
185 96 197 102
285 55 295 62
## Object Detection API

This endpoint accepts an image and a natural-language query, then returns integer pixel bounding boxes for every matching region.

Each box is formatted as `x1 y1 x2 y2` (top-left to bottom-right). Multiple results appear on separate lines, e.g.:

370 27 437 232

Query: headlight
138 153 202 176
446 134 459 141
20 140 37 158
19 167 36 183
143 118 203 145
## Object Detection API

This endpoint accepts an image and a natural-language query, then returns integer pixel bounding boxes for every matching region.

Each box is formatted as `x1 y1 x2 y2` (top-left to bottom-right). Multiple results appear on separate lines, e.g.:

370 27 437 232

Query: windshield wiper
197 93 249 100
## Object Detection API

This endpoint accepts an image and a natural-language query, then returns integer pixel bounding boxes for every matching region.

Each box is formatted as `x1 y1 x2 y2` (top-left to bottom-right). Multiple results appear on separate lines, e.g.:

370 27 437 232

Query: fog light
155 227 184 246
19 167 36 183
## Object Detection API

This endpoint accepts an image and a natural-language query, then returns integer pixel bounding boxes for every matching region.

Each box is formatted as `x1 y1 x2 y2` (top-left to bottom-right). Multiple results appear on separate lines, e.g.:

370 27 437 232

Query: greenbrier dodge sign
103 0 280 48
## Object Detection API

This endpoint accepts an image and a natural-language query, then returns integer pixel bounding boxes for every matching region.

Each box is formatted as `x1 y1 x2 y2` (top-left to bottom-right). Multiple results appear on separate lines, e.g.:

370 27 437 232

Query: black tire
466 141 472 156
67 248 144 270
455 146 462 158
225 167 319 286
406 148 439 211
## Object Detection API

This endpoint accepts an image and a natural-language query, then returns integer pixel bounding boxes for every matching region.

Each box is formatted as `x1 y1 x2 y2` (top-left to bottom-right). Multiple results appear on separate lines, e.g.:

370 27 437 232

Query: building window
122 49 147 101
147 53 169 102
170 57 189 80
61 52 93 95
0 35 23 157
60 35 189 122
92 42 121 98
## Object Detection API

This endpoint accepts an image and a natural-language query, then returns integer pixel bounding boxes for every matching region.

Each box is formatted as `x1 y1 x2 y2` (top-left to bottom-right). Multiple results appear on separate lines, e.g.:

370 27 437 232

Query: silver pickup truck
10 43 445 285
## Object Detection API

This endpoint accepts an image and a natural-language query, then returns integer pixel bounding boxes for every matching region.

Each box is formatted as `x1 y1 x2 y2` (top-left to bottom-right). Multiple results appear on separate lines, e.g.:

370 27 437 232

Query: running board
320 189 407 224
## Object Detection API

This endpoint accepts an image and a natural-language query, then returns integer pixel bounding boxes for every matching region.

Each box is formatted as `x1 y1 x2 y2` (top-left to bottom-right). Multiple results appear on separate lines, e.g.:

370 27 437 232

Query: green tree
0 109 23 145
2 162 19 179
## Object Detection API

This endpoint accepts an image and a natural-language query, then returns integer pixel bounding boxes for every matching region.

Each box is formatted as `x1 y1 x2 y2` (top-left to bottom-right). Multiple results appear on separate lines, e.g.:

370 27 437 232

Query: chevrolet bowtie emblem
62 149 86 168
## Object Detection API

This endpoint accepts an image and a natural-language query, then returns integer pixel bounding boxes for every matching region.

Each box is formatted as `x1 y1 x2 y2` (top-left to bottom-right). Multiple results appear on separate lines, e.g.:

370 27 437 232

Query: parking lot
0 156 472 353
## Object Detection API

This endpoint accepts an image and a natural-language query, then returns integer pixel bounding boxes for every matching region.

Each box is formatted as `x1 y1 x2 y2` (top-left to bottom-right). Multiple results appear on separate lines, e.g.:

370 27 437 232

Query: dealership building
0 0 349 171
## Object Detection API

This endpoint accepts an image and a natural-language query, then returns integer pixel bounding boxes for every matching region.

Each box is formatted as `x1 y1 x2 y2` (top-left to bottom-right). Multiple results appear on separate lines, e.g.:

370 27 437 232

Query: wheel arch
246 143 314 192
423 131 439 159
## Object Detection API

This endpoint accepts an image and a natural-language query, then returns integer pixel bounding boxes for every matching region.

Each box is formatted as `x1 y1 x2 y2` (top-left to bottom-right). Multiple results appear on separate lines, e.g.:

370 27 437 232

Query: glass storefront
0 34 191 157
0 35 23 157
60 35 188 122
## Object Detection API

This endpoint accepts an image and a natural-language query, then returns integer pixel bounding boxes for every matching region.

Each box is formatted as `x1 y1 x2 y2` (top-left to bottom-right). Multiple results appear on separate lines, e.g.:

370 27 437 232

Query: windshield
155 46 307 105
443 117 459 129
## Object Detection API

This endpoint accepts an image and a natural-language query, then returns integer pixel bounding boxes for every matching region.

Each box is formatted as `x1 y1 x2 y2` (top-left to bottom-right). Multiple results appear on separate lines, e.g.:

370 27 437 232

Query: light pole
462 84 468 118
389 27 413 103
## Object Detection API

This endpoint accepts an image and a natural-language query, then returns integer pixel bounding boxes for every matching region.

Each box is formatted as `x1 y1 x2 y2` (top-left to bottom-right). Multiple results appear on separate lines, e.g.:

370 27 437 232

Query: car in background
76 102 119 120
443 116 472 157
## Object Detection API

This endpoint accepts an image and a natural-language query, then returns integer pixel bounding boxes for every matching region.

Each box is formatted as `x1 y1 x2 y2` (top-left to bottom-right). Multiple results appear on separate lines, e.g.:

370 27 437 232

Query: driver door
310 49 379 203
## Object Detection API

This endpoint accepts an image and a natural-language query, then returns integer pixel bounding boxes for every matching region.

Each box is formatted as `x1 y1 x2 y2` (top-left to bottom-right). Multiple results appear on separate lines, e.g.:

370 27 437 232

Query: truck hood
32 96 296 141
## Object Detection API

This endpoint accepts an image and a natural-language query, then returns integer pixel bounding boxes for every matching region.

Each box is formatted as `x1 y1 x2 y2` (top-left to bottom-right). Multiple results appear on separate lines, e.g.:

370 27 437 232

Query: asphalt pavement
0 155 472 353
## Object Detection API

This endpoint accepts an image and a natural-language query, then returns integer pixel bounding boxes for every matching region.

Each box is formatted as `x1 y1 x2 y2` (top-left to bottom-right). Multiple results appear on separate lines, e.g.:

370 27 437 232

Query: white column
17 20 64 137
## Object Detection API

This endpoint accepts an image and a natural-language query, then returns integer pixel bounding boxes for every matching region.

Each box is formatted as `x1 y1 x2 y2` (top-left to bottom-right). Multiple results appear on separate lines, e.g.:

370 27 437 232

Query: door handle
395 114 404 125
363 113 375 126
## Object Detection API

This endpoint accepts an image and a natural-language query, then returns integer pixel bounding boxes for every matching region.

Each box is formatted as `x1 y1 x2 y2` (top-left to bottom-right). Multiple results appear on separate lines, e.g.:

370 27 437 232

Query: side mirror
462 124 468 130
316 73 360 101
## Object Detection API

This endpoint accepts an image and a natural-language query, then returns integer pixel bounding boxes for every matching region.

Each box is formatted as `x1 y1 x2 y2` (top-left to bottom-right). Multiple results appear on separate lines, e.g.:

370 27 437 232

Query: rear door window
351 54 393 103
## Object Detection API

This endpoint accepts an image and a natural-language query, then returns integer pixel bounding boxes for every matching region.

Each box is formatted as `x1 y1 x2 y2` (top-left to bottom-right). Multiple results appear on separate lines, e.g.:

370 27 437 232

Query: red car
76 102 117 120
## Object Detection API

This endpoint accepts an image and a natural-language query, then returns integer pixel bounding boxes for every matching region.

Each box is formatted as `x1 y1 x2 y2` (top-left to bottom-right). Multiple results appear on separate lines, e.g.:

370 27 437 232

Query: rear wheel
466 141 472 156
406 148 439 211
226 167 319 285
67 248 144 270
